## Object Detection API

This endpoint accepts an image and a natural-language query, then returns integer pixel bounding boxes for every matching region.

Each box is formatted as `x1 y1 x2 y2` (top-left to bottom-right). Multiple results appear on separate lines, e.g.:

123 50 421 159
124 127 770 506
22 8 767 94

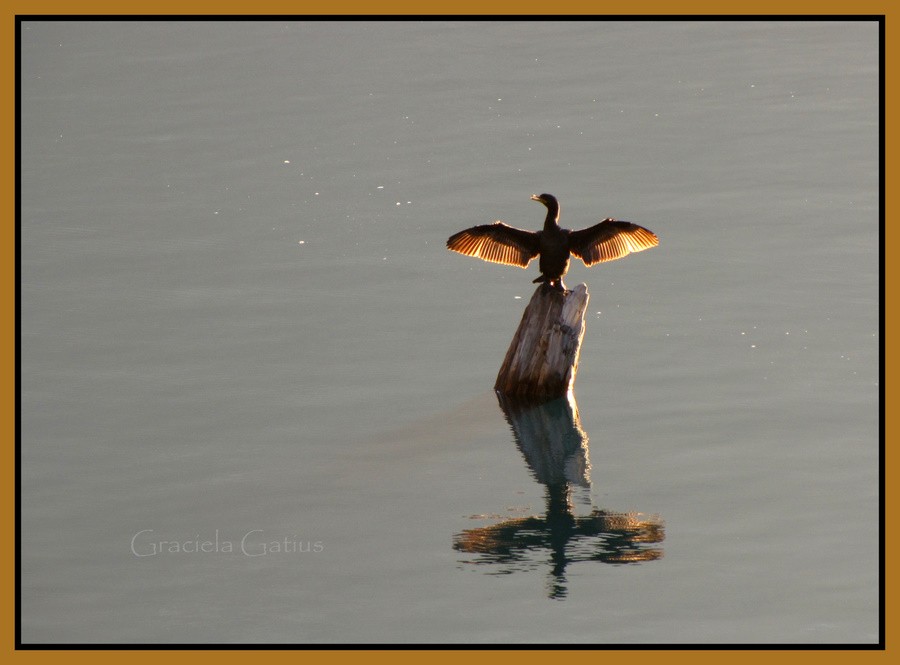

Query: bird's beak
530 194 542 202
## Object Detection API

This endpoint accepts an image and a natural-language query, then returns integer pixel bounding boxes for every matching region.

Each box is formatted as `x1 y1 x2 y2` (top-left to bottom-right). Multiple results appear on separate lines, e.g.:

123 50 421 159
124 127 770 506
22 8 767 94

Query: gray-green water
20 19 879 644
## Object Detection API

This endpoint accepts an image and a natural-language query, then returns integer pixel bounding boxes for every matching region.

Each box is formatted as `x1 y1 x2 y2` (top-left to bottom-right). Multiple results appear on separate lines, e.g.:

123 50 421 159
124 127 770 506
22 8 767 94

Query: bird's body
446 193 658 291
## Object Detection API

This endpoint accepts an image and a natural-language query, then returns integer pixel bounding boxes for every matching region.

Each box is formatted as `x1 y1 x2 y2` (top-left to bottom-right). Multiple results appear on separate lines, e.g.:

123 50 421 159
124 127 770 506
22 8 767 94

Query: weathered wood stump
494 283 590 399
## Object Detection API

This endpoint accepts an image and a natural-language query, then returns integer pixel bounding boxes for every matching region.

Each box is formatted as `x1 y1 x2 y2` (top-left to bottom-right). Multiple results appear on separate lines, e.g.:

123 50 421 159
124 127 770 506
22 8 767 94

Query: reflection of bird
447 193 658 291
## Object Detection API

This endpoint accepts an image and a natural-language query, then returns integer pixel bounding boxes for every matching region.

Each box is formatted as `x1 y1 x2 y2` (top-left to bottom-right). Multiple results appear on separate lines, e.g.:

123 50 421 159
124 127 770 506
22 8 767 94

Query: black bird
446 193 659 291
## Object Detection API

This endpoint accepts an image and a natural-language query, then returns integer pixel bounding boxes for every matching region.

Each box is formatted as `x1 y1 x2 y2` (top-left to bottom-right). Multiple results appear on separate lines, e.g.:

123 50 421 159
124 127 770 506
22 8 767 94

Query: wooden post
494 283 590 399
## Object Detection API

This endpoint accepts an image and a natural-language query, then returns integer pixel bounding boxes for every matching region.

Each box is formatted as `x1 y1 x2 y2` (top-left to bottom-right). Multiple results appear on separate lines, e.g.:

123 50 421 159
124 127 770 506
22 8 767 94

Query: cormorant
446 193 659 291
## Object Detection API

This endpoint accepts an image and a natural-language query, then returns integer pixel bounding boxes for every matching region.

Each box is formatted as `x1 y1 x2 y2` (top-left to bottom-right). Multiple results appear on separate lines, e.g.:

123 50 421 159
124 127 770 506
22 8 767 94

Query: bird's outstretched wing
568 218 659 266
446 222 541 269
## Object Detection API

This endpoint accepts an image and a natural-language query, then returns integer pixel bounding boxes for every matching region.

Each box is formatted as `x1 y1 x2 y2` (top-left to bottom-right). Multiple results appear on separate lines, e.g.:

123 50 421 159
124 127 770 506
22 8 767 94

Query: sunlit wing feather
446 222 540 269
568 218 659 266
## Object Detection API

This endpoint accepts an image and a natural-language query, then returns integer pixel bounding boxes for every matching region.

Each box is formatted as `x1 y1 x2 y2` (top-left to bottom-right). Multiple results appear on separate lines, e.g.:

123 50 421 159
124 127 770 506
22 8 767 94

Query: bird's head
530 193 560 220
530 193 558 207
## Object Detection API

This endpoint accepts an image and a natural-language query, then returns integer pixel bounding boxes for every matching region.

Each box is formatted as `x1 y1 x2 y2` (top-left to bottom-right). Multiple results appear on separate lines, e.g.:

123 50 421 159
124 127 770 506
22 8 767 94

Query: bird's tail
532 275 548 284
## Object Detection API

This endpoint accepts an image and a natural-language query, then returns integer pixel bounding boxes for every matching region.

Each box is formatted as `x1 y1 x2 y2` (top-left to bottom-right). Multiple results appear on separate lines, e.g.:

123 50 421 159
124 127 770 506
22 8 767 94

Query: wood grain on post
494 283 590 399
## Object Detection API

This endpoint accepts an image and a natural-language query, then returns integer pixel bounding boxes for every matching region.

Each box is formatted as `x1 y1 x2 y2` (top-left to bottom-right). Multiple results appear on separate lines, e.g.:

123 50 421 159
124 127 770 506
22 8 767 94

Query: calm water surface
20 20 879 644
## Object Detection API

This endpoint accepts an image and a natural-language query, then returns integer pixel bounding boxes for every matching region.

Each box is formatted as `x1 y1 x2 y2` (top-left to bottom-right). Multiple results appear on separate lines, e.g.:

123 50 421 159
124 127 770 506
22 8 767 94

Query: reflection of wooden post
496 392 591 488
495 284 590 399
